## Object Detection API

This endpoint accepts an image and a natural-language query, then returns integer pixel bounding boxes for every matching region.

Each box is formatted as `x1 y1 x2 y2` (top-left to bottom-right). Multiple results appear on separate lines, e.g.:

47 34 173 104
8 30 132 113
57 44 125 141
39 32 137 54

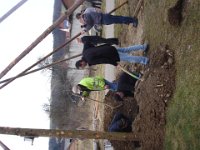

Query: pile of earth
103 45 176 150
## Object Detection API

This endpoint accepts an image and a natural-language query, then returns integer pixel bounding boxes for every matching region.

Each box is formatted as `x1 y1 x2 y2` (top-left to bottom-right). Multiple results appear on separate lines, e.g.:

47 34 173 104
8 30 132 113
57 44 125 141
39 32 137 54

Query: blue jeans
117 44 146 52
116 44 149 65
102 14 137 25
105 80 118 91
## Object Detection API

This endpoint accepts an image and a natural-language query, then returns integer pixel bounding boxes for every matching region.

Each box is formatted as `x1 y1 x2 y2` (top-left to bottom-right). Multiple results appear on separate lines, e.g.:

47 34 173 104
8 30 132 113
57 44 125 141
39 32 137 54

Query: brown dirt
167 0 185 26
103 45 176 150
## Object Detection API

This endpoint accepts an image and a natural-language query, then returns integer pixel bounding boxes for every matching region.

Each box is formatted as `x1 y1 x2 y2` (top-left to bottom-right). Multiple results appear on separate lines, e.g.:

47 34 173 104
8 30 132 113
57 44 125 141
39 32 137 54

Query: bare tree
42 103 51 115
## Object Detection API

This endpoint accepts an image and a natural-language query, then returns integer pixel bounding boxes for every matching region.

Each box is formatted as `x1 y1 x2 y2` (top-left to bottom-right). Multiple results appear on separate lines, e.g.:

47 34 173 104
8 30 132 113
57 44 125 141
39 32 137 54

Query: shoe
143 44 148 50
144 58 149 65
144 43 149 51
143 44 149 56
132 17 138 27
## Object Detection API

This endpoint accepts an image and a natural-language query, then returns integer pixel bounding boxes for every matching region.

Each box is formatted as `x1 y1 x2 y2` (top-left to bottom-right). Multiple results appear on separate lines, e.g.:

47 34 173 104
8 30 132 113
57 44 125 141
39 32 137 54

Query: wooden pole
85 97 123 109
0 126 140 141
118 65 140 80
0 32 82 89
0 0 86 80
0 54 82 84
0 0 28 24
84 97 123 110
108 1 128 14
73 93 122 109
0 140 10 150
133 0 143 17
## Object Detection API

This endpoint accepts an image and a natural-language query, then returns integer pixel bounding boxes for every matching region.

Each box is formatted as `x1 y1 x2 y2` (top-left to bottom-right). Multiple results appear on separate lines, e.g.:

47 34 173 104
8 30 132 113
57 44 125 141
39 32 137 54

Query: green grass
144 0 200 149
115 0 200 149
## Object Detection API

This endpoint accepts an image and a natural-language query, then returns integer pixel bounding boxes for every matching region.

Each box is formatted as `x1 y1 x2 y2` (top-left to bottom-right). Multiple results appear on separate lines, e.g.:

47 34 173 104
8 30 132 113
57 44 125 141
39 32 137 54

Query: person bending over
72 76 118 97
114 72 139 101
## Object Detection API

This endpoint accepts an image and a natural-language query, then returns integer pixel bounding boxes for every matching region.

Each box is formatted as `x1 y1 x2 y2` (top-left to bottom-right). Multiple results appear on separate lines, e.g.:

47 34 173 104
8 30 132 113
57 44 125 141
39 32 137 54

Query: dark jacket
82 44 120 66
81 36 118 46
117 72 138 97
108 112 132 132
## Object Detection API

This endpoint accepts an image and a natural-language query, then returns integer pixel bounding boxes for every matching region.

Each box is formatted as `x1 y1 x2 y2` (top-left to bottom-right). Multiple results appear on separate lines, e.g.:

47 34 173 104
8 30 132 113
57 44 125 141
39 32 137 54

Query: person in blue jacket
108 112 132 132
76 7 138 32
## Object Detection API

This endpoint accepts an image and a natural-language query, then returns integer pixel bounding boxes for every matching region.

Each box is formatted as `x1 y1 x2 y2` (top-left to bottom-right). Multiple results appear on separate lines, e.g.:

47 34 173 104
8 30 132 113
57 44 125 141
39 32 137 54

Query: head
75 59 87 69
72 85 81 95
113 92 124 101
76 13 85 24
75 13 82 19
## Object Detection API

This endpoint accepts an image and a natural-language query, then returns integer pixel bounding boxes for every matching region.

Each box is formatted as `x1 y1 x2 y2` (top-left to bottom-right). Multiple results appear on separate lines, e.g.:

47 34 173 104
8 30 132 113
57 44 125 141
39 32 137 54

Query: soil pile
103 45 176 150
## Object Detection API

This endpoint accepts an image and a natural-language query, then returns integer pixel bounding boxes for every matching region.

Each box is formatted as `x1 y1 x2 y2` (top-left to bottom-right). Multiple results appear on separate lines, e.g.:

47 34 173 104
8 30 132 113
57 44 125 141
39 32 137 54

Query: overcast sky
0 0 54 149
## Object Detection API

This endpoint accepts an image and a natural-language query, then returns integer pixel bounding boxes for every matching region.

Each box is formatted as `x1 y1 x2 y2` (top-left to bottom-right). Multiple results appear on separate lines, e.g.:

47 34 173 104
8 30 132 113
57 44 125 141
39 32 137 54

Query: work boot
132 17 138 27
143 43 149 56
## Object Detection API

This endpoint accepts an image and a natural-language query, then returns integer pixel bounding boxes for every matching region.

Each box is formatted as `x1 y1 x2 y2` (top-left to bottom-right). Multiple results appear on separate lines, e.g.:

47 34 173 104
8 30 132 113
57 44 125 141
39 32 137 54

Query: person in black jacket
77 35 119 48
114 72 139 102
75 44 149 69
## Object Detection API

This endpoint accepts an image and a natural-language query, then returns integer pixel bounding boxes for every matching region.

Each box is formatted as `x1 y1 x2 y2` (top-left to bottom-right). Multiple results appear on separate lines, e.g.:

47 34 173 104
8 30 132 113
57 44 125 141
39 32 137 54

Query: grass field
115 0 200 149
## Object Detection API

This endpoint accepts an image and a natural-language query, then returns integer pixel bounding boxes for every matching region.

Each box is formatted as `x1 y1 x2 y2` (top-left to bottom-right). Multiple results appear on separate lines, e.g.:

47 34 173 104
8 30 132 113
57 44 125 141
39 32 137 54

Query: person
114 72 139 101
72 76 118 97
108 112 132 132
75 44 149 69
76 7 138 32
108 112 141 148
76 35 119 49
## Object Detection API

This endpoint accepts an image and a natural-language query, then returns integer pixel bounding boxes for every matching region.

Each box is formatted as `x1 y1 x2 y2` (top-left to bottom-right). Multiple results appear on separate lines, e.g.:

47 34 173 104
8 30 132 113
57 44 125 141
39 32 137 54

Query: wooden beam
0 0 86 80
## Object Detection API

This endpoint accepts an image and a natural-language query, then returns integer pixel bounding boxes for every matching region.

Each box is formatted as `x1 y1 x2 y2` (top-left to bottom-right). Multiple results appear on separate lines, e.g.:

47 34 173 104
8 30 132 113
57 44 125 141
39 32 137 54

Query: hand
76 37 82 44
104 85 110 89
81 97 85 101
81 30 86 35
116 63 121 69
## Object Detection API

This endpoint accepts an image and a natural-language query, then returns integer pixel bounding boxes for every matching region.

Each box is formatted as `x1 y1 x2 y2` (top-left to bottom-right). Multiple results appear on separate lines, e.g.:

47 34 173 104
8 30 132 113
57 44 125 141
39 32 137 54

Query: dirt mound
167 0 186 26
103 45 176 150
